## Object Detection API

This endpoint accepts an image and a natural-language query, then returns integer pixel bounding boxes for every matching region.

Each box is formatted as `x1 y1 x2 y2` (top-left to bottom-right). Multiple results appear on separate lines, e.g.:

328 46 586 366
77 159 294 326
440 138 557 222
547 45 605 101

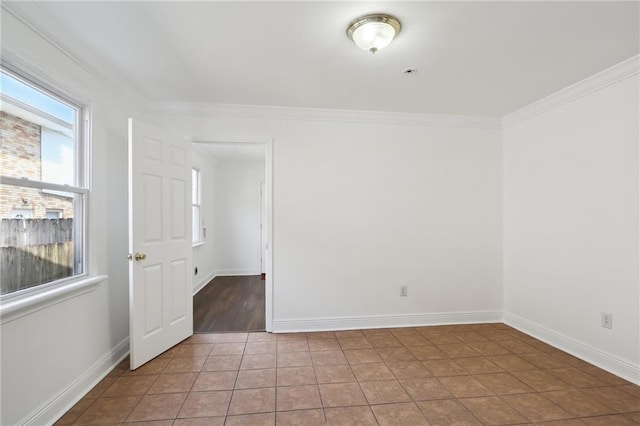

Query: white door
128 118 193 369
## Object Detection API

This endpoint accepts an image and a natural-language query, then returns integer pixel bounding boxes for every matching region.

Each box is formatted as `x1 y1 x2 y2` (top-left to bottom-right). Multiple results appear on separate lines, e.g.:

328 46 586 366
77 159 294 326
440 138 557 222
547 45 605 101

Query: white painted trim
0 275 108 324
272 311 503 333
22 337 130 426
215 269 261 277
193 270 217 295
504 312 640 385
145 102 501 130
503 55 639 128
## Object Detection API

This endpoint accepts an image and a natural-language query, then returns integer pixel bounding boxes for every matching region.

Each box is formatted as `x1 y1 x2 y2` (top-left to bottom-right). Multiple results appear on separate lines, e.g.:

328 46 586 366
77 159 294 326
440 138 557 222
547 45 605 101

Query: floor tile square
338 337 372 350
248 332 277 342
225 412 276 425
192 371 237 391
236 368 276 389
416 399 481 425
542 389 617 417
371 402 429 425
350 363 395 382
387 360 432 379
102 375 157 396
360 379 411 404
580 414 638 425
438 343 481 358
580 386 640 413
437 376 494 398
276 385 322 411
375 347 416 362
474 372 533 395
324 406 377 425
74 396 141 425
202 355 242 371
503 393 573 422
460 396 528 425
245 342 277 355
422 359 469 376
241 353 277 370
175 344 213 358
311 350 348 366
308 339 341 352
228 387 276 415
277 366 316 386
466 342 512 356
315 364 356 384
277 351 312 367
344 349 382 364
408 345 447 360
511 369 569 392
319 382 368 407
163 356 206 373
178 390 232 418
456 356 504 374
277 341 310 353
210 342 245 356
400 377 453 401
126 393 187 422
547 367 607 388
276 409 325 425
148 372 198 394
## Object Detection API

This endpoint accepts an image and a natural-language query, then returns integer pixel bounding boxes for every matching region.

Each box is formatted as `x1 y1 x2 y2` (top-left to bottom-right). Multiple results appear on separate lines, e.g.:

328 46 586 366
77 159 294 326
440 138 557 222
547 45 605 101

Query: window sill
0 274 108 325
192 242 205 248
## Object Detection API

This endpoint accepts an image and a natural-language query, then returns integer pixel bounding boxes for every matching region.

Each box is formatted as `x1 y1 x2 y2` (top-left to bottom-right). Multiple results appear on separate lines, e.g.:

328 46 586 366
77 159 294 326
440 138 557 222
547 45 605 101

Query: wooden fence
1 218 74 295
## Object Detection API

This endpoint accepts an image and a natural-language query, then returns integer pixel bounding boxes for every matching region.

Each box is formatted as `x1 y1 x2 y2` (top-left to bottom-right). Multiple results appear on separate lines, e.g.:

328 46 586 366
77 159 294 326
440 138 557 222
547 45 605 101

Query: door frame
194 138 274 332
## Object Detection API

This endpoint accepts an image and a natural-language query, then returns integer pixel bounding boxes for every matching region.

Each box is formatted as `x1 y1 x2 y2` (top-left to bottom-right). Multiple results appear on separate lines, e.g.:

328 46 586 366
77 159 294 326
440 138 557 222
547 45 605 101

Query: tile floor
56 323 640 425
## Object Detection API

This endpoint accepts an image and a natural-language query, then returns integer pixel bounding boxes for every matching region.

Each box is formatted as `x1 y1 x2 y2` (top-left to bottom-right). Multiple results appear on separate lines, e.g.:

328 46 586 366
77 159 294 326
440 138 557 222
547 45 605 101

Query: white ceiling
5 1 639 117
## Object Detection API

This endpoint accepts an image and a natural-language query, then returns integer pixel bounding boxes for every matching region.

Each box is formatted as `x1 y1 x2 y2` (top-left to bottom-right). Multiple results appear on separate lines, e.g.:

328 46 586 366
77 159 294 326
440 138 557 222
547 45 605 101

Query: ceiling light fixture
347 14 401 54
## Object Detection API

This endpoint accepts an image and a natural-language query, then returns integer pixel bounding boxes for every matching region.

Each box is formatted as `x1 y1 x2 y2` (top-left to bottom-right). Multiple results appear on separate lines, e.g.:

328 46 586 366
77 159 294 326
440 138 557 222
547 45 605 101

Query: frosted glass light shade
347 14 401 54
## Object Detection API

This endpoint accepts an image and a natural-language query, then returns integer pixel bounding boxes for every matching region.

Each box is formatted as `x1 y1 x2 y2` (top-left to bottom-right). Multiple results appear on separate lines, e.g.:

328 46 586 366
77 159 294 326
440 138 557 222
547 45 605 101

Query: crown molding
503 55 639 128
145 102 502 130
1 2 148 109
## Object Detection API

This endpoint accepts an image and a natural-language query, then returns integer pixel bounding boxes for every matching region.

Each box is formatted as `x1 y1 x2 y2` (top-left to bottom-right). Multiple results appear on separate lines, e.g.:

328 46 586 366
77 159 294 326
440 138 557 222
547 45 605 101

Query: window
45 209 63 219
0 65 86 297
192 168 202 244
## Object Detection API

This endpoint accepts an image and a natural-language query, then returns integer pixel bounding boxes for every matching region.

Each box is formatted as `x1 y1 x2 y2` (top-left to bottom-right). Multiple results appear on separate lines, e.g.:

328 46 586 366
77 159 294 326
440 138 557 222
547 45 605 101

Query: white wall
149 113 504 330
503 70 640 382
1 10 137 425
191 144 217 292
213 160 265 276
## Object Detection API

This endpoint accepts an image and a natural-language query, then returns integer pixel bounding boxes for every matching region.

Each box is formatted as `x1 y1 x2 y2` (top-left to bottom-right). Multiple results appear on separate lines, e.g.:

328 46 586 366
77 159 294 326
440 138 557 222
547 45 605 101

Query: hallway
193 275 266 333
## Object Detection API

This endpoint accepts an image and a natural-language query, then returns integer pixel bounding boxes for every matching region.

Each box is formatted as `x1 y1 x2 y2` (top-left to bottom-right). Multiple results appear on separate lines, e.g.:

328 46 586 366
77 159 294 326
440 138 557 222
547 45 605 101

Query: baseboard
215 269 260 277
193 270 217 295
272 310 503 333
20 337 130 425
504 312 640 385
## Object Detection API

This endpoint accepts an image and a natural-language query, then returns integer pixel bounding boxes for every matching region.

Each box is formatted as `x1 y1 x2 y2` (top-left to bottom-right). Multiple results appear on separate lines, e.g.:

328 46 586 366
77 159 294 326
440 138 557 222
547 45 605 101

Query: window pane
192 168 199 203
0 70 77 185
0 184 83 295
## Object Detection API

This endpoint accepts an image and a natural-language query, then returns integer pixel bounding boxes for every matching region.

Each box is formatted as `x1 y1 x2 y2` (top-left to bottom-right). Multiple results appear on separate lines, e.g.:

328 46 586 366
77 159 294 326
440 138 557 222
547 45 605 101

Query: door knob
134 252 147 261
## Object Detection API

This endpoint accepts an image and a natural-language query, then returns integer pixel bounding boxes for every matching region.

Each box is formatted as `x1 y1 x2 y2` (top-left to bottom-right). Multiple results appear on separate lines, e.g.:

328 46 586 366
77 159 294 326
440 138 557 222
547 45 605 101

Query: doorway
190 140 272 333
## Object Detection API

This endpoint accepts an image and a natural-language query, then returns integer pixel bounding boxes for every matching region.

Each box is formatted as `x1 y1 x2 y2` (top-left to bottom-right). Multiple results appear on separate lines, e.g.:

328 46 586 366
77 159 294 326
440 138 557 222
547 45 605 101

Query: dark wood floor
193 275 265 333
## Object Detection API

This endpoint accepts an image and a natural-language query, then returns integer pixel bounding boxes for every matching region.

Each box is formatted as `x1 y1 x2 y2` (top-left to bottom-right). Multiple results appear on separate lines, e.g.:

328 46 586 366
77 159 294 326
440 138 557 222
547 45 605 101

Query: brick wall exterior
0 111 74 218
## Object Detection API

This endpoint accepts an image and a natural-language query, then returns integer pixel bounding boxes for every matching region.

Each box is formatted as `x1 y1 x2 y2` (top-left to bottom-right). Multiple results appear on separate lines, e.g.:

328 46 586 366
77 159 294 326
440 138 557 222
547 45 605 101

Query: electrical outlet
601 312 612 329
400 285 408 297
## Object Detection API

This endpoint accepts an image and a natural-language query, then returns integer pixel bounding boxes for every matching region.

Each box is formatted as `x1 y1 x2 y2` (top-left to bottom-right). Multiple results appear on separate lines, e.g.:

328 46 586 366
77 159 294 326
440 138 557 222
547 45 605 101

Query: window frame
192 167 203 246
0 63 90 302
